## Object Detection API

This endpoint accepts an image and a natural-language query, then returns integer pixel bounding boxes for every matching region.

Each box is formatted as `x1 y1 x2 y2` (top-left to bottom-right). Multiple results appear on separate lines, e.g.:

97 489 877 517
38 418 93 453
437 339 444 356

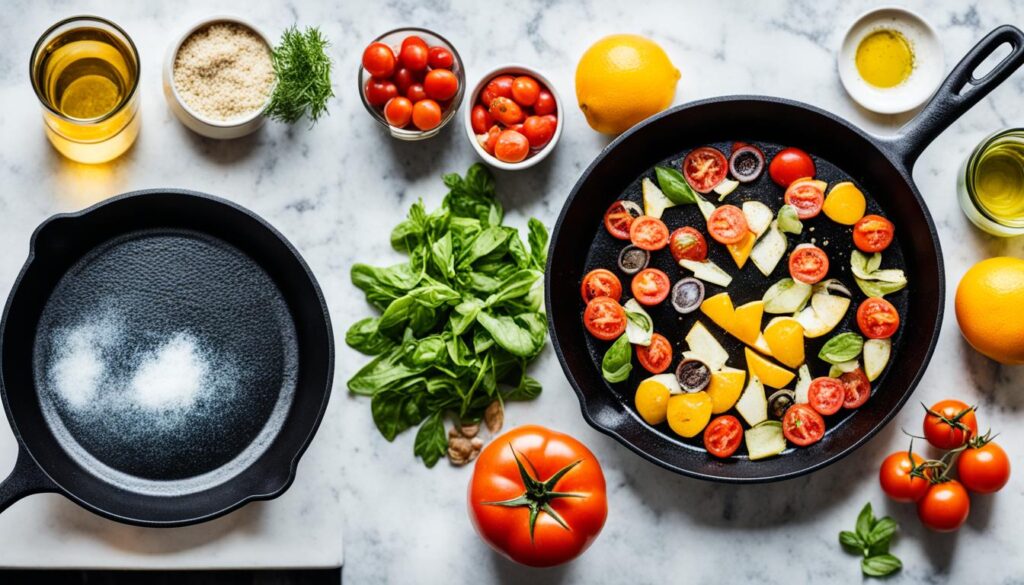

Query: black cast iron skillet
0 190 333 525
546 26 1024 483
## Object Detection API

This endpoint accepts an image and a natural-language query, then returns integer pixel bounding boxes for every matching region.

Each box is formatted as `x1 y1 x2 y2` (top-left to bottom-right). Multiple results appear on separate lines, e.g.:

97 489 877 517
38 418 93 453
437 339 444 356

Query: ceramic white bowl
464 65 563 171
838 6 943 114
163 16 274 139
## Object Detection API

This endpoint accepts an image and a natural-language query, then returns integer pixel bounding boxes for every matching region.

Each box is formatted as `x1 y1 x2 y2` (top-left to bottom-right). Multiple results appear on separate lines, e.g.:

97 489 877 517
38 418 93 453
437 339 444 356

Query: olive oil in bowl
31 16 140 164
959 129 1024 236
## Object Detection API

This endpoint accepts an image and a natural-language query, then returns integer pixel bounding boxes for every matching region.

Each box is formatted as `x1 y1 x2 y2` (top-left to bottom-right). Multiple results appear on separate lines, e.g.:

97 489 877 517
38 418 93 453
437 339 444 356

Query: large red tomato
468 425 608 567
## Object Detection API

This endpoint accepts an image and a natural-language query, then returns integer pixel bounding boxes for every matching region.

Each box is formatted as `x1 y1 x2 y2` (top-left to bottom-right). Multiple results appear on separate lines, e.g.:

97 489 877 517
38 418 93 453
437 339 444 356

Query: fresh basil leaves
840 503 902 577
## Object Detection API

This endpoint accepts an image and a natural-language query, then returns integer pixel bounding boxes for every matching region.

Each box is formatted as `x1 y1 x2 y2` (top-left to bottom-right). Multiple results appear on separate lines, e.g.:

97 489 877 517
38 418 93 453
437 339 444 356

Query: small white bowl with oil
838 7 943 114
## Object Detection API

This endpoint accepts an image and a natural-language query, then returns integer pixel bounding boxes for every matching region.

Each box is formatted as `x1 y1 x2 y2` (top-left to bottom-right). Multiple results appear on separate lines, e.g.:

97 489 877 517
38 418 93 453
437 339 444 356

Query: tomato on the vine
922 399 978 449
958 439 1010 494
879 450 930 502
917 480 970 532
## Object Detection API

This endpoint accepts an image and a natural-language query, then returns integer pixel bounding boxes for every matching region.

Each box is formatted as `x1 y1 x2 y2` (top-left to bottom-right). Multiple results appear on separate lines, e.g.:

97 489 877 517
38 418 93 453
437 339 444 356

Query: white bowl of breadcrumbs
163 17 276 139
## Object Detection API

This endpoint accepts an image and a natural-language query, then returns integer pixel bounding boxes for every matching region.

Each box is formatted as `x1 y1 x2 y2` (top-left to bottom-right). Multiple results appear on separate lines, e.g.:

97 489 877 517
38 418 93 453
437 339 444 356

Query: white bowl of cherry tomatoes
360 27 465 140
465 65 562 170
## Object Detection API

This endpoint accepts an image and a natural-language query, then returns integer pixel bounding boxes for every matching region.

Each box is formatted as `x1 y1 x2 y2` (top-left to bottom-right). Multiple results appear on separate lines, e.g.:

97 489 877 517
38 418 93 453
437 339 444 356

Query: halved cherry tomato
471 105 493 134
669 227 708 262
603 201 640 240
489 97 525 126
682 147 729 193
534 90 557 115
957 440 1010 494
581 269 622 303
362 42 396 78
788 244 829 284
399 38 429 71
857 297 900 339
923 399 978 449
784 179 825 219
808 376 845 416
782 403 826 446
364 78 398 106
769 147 815 187
631 268 671 306
427 46 454 69
384 97 413 127
480 75 515 107
636 333 673 374
521 115 556 149
704 415 743 458
629 216 670 251
424 69 459 101
411 99 442 131
918 480 970 532
494 130 530 163
511 76 541 107
853 214 895 253
880 450 931 503
839 368 871 409
583 296 627 341
707 205 749 245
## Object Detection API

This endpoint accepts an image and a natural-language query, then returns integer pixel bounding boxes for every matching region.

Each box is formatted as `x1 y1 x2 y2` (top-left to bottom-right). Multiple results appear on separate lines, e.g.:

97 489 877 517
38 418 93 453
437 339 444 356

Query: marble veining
0 0 1023 582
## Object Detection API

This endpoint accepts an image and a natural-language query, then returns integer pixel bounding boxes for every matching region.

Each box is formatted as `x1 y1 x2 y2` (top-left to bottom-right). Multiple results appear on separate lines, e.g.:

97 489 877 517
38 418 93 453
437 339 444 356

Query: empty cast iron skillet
546 26 1024 482
0 190 333 526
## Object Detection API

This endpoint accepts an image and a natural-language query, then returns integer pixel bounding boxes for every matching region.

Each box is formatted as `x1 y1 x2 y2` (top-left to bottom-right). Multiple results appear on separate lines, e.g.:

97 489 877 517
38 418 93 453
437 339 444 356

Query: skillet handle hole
961 41 1014 94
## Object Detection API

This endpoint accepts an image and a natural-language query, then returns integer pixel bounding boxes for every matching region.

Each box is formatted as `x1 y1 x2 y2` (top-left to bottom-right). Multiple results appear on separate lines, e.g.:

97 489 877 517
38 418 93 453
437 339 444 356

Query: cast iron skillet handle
0 448 57 514
883 24 1024 170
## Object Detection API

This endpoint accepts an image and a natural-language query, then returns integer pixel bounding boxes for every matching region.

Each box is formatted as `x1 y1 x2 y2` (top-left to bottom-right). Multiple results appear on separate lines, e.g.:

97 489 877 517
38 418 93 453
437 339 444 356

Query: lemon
576 34 680 135
955 257 1024 364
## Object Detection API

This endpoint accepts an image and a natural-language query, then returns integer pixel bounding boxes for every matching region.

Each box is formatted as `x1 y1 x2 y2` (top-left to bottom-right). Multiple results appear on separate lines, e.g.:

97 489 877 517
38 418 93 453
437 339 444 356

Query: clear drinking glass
958 129 1024 237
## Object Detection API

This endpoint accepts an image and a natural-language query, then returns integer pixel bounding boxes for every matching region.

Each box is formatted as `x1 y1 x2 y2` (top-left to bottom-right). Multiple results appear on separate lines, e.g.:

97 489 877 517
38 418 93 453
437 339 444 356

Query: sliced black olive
729 145 765 183
768 390 797 420
617 245 650 275
671 277 705 314
675 358 711 393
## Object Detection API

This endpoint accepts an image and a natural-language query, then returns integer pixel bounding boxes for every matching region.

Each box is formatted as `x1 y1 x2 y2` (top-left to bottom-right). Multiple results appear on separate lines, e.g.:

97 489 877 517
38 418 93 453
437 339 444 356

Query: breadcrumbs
173 23 275 121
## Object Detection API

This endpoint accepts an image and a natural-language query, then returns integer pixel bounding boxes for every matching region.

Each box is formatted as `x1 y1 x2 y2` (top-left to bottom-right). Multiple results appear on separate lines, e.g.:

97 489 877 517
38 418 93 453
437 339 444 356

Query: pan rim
545 95 944 484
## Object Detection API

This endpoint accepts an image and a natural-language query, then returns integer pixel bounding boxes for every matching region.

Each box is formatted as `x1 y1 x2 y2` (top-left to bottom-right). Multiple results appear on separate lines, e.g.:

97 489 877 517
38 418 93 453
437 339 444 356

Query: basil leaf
777 204 803 234
345 317 395 356
602 334 633 383
527 218 549 269
476 312 543 358
430 232 455 279
506 374 542 401
855 276 907 298
839 530 865 552
486 269 542 307
862 554 902 577
413 412 448 468
347 346 428 396
855 503 875 540
370 378 429 440
819 332 865 365
458 226 510 268
655 166 697 205
866 517 898 547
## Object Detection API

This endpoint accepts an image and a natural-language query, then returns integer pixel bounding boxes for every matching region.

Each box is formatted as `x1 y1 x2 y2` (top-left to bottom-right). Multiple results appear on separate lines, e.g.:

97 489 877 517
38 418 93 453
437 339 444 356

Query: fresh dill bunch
265 26 334 125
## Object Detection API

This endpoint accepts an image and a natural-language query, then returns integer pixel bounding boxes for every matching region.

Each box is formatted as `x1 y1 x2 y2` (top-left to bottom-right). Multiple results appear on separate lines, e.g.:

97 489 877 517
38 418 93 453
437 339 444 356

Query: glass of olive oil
959 129 1024 237
30 16 140 164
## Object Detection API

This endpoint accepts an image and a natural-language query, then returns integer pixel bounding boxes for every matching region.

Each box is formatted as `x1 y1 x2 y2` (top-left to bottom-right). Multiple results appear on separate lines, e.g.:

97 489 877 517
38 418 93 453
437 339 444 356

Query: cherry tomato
511 76 541 107
583 296 627 341
581 269 622 303
480 75 514 107
668 227 708 262
636 333 673 374
839 368 871 409
364 78 398 107
494 130 530 163
631 268 671 306
392 67 416 94
362 42 396 78
857 297 900 339
478 125 502 155
879 450 931 503
788 244 829 284
784 179 825 219
918 480 970 532
707 205 749 245
782 403 826 447
399 41 429 71
469 425 607 568
769 147 815 187
424 69 459 102
923 399 978 449
427 46 454 69
682 147 729 193
604 201 639 240
383 97 413 128
534 90 557 115
808 376 845 416
704 415 743 458
521 115 556 149
958 441 1010 494
471 105 493 135
629 216 670 251
489 97 525 126
411 99 443 131
406 83 428 102
853 215 895 253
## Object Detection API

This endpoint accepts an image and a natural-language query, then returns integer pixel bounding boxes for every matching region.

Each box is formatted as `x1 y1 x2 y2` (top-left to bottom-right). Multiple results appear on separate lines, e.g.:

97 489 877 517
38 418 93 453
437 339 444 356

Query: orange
955 257 1024 364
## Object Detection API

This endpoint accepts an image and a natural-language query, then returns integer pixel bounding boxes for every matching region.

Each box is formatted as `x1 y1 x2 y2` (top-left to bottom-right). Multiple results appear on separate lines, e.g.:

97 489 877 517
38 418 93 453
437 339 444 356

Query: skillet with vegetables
579 141 908 461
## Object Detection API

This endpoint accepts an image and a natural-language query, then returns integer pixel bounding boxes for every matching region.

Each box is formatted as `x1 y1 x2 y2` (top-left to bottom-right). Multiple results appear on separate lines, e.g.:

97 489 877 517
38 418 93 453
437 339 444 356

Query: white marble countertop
1 0 1022 580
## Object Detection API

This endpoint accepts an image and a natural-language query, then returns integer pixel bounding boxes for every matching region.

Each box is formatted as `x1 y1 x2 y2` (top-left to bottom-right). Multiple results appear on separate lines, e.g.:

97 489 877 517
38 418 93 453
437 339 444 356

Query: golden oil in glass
959 129 1024 237
31 16 140 164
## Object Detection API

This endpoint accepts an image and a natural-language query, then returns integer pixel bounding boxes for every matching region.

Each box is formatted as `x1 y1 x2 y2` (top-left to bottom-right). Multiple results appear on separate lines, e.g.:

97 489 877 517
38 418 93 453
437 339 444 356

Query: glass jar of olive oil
959 129 1024 237
30 16 140 164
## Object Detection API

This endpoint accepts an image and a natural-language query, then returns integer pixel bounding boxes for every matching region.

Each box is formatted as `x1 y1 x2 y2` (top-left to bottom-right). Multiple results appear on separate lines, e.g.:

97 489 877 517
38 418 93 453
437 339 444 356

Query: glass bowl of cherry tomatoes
465 65 562 170
359 27 465 141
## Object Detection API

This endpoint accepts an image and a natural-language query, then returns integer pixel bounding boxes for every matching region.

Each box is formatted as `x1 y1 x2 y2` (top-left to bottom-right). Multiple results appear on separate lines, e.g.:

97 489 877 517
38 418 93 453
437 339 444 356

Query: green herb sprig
265 26 334 125
840 503 902 577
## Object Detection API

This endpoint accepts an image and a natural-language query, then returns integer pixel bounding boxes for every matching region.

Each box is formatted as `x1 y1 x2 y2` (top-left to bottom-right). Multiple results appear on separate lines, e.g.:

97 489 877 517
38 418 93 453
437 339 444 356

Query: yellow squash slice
763 317 806 369
745 347 795 389
707 367 746 414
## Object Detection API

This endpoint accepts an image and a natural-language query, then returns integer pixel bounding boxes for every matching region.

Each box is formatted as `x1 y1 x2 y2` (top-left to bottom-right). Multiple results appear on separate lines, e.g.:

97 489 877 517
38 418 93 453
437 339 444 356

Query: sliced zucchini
763 278 812 314
745 421 787 460
742 201 773 238
750 221 787 276
828 359 859 377
695 194 716 221
864 338 892 381
735 374 767 426
684 321 729 372
796 293 851 338
794 364 812 404
678 258 733 288
623 298 653 346
714 178 740 200
777 204 803 235
642 177 675 219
